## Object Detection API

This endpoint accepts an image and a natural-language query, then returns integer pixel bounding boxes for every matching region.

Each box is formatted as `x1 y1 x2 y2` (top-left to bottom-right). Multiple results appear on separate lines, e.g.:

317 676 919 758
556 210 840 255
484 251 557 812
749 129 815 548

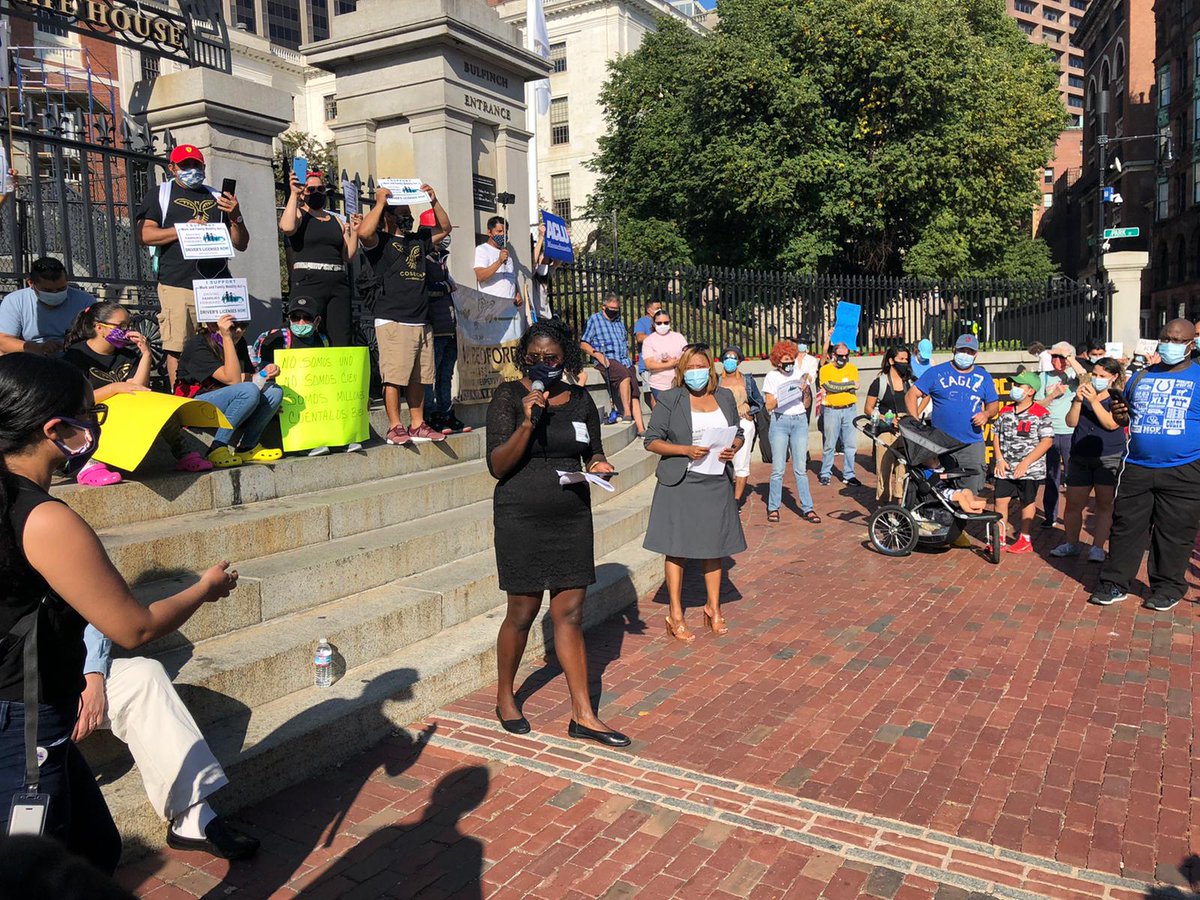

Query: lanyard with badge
7 598 50 835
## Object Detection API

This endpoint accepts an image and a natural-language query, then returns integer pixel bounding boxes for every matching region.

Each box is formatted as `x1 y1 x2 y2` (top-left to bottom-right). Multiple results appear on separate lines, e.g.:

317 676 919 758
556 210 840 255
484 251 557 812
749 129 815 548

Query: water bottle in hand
314 637 333 688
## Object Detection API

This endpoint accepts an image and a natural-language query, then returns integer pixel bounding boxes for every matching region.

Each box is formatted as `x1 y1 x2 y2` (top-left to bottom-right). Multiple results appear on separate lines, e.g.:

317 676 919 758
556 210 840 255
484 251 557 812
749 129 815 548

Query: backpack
149 181 225 275
251 328 331 368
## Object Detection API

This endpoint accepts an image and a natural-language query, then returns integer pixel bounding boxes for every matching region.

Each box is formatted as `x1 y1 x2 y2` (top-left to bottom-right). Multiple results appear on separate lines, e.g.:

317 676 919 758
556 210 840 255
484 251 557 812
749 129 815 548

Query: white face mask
654 323 670 335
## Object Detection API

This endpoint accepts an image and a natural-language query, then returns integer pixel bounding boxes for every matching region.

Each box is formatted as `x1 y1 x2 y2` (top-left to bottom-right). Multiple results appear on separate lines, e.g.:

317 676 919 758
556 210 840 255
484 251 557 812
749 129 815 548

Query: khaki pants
101 657 228 822
157 284 198 353
875 430 908 504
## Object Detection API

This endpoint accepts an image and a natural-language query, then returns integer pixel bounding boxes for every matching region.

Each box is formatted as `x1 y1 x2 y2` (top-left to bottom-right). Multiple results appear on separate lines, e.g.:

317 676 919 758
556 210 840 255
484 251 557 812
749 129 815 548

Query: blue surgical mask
953 352 974 369
36 288 69 307
1091 375 1111 392
290 322 315 337
1158 341 1191 365
683 369 710 391
177 167 206 189
722 358 738 373
1010 386 1027 402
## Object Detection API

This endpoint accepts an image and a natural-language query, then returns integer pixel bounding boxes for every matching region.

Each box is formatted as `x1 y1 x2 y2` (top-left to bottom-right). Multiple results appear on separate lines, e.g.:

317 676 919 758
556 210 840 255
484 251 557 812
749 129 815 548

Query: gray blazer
643 386 744 486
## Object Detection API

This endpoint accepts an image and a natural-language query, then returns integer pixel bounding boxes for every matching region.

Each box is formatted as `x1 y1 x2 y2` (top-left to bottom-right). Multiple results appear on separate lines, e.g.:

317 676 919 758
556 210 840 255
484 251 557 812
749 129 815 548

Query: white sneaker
344 443 363 453
307 446 331 457
1087 545 1106 562
1050 542 1080 557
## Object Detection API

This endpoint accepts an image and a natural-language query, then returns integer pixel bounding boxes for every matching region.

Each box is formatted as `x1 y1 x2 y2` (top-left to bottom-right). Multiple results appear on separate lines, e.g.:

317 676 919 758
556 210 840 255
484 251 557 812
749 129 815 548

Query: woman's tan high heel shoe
665 616 695 643
702 608 729 636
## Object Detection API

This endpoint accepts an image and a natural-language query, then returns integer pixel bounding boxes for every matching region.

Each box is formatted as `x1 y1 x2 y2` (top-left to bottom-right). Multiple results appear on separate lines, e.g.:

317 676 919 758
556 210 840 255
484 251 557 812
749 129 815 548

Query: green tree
590 214 694 265
274 131 339 182
590 0 1066 278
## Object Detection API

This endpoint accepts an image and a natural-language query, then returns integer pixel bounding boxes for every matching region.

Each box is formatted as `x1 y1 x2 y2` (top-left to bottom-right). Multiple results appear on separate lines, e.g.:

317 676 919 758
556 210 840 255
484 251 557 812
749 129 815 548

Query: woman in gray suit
643 344 748 642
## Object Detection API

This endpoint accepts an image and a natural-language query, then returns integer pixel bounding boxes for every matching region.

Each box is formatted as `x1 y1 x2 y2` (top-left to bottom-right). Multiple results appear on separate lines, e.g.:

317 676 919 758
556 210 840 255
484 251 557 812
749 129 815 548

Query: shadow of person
296 766 488 898
648 558 743 612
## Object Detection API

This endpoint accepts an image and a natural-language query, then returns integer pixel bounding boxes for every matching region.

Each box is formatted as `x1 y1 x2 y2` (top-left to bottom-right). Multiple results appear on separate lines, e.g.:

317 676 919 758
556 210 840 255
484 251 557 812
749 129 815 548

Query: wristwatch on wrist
231 214 244 225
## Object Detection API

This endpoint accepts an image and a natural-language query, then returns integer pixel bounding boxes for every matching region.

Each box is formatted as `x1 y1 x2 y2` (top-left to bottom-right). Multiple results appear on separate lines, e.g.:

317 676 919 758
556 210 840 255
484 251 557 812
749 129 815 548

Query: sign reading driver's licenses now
193 278 251 322
175 222 235 260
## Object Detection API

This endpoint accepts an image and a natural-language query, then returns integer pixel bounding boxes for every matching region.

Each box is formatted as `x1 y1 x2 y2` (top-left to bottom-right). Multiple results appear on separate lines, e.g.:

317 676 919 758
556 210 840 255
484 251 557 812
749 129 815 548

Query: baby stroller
855 416 1004 564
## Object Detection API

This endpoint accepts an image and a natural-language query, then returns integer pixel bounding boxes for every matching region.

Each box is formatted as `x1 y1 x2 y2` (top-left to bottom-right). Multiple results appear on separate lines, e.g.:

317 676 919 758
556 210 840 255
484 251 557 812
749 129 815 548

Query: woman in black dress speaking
487 319 630 747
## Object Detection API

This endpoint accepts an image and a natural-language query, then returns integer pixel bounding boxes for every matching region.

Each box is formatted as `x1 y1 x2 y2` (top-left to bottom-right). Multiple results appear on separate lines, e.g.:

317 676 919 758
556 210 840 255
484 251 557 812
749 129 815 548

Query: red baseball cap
419 209 437 227
169 144 204 165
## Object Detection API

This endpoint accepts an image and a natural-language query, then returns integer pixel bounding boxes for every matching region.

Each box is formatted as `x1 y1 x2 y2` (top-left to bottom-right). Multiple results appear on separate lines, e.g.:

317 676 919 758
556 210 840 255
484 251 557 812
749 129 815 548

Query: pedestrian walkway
117 469 1200 898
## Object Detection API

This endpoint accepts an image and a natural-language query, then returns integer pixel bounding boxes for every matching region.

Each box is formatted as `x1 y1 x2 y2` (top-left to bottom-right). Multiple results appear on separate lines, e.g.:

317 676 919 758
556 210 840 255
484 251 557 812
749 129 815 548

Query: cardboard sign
1104 341 1124 359
1135 338 1158 359
540 209 574 263
378 178 429 205
193 277 251 322
91 393 230 471
174 223 234 260
829 301 861 352
342 178 360 216
275 347 371 451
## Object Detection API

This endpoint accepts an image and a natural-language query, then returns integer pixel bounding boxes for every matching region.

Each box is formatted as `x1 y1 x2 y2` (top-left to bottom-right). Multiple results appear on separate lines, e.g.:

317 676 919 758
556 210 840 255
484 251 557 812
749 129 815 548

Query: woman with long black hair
0 353 236 873
487 318 629 747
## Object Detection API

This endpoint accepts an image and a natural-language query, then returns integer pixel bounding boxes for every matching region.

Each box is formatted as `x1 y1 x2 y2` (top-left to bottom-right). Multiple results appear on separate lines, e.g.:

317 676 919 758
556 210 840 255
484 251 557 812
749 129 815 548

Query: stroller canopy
898 418 970 462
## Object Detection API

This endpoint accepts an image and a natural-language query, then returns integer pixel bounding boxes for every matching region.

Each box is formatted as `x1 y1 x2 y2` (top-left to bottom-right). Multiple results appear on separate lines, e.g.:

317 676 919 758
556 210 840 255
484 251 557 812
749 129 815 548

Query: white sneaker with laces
1050 542 1079 557
1087 545 1106 562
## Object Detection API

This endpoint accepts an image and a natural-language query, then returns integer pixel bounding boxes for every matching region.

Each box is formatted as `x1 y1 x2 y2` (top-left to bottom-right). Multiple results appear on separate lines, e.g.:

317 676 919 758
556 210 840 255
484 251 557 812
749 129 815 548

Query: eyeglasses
72 404 108 426
525 353 563 365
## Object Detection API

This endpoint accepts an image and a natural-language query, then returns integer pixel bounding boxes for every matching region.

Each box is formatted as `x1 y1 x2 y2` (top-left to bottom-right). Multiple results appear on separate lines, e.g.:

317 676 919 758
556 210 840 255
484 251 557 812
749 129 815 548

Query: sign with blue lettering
541 210 574 263
829 301 861 352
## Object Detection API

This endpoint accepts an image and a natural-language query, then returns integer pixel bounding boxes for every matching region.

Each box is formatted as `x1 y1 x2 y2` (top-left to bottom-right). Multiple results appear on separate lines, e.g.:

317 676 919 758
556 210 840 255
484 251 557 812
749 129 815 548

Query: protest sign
342 178 360 216
193 278 251 322
378 179 429 205
1135 338 1158 358
275 347 370 451
175 223 234 260
92 393 229 471
455 285 525 403
1104 342 1124 359
829 302 861 351
540 210 574 263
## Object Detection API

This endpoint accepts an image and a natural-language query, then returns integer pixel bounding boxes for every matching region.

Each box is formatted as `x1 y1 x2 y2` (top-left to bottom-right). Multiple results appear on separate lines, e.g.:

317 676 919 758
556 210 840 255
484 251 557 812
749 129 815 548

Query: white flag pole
525 0 550 235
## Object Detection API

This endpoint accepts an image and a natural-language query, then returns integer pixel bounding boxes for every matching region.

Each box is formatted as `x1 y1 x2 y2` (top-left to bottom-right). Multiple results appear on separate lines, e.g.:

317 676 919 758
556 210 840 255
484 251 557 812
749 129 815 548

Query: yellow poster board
275 347 371 451
92 392 230 471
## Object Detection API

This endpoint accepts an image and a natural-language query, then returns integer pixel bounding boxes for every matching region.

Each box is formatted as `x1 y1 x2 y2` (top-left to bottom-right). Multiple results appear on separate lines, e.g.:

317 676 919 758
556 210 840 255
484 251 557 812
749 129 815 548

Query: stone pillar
1103 250 1150 353
143 68 293 337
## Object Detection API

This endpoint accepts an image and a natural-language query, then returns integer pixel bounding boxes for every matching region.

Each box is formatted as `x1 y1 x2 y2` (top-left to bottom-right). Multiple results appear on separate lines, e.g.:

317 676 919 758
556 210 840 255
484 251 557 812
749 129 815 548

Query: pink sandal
175 451 214 473
77 462 122 487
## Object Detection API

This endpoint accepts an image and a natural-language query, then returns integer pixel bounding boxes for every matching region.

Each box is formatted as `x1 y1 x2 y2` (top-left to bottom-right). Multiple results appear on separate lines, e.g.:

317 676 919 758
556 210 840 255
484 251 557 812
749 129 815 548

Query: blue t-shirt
914 361 999 445
0 285 95 344
911 355 933 381
632 315 653 373
1125 363 1200 468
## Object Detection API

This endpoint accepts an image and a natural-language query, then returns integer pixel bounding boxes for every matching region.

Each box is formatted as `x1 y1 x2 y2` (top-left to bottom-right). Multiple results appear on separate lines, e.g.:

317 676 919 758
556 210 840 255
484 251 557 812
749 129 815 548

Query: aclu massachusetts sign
2 0 232 73
540 210 574 263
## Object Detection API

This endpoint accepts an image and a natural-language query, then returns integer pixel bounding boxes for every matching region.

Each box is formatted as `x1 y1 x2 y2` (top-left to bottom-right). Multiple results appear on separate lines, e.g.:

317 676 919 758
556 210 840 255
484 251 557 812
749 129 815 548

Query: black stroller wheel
987 520 1002 565
868 505 919 557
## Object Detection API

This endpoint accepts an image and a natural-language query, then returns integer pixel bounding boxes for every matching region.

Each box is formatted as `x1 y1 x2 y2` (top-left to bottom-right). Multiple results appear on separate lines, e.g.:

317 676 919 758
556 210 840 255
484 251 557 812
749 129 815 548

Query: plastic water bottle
314 638 333 688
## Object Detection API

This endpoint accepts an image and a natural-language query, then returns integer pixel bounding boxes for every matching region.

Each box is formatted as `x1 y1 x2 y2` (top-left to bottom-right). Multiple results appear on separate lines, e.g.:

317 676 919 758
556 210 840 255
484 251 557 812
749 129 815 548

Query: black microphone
530 380 545 427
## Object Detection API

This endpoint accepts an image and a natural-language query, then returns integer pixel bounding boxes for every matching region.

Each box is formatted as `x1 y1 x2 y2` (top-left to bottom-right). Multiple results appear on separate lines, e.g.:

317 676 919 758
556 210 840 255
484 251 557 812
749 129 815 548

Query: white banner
175 222 235 260
378 178 429 206
454 285 526 403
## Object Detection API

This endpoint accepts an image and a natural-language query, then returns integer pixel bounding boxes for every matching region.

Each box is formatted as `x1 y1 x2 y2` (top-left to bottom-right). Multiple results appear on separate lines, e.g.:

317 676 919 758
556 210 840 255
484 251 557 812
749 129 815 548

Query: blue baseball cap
954 334 979 352
917 338 932 360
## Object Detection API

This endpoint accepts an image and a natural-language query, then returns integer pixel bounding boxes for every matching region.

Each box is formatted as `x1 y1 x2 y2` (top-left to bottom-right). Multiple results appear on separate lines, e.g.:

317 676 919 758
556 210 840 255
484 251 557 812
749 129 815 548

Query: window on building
35 9 69 36
1042 28 1062 44
550 97 569 145
1014 0 1034 12
234 0 257 33
267 0 303 50
1069 55 1084 70
1068 94 1084 109
1069 15 1081 28
310 0 330 42
140 52 160 83
1159 65 1172 108
323 94 337 122
1194 97 1200 148
550 42 566 74
1177 173 1188 215
1043 193 1054 208
1193 159 1200 204
551 173 571 223
1070 0 1086 7
336 0 356 11
1068 74 1085 89
1043 8 1061 22
1017 21 1035 35
1044 167 1055 185
1158 177 1170 220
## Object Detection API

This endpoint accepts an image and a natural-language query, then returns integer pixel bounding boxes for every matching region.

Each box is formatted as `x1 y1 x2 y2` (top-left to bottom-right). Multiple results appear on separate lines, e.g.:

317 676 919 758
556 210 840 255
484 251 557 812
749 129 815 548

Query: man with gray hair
581 293 644 431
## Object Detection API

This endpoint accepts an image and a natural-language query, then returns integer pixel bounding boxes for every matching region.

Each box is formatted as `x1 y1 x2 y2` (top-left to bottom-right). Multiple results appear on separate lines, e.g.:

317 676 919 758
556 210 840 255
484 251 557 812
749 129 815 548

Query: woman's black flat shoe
496 705 531 734
568 720 631 747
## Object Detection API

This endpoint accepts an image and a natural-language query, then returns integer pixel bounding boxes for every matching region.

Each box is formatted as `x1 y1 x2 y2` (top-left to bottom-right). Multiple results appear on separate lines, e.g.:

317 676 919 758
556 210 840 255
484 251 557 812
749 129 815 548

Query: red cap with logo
419 209 437 228
169 145 205 165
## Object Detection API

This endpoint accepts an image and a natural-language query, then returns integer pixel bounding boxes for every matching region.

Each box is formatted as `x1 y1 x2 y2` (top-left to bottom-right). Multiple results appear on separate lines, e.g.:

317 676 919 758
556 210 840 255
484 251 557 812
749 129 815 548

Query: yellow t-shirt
819 361 859 408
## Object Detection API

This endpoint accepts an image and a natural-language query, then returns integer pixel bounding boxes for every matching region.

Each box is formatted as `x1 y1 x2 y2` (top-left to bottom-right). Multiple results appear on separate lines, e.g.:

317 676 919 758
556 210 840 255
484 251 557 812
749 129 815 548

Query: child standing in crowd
176 315 283 468
63 302 212 486
991 371 1054 553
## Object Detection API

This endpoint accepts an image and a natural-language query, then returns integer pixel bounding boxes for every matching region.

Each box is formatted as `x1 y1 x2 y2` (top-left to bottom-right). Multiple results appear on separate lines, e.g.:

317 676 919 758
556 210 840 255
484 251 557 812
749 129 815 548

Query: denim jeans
0 700 121 874
768 412 814 513
1041 433 1072 522
423 334 458 419
820 405 857 481
200 382 284 449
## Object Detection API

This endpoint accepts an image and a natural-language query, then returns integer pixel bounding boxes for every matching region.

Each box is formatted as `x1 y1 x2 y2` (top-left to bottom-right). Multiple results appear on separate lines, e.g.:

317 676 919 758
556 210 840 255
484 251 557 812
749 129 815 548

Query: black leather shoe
496 705 531 734
166 817 260 860
568 720 631 748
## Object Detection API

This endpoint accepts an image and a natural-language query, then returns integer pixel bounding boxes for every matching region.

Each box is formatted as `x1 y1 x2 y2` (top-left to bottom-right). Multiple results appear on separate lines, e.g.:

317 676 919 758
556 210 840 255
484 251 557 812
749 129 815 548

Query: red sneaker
386 425 412 445
409 422 447 442
1007 535 1033 554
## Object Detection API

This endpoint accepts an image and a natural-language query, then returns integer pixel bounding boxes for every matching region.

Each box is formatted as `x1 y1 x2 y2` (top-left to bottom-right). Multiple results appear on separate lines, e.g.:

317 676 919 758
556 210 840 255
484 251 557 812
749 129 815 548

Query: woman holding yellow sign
62 302 214 486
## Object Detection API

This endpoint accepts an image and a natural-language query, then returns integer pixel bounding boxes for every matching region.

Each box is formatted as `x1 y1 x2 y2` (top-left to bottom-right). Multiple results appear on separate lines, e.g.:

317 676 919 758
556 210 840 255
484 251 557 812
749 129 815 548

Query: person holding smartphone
135 145 249 387
0 353 237 874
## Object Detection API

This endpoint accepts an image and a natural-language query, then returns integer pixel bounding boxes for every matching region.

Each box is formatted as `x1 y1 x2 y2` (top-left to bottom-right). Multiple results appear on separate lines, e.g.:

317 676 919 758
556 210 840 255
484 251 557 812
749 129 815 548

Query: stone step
124 438 655 653
94 535 665 852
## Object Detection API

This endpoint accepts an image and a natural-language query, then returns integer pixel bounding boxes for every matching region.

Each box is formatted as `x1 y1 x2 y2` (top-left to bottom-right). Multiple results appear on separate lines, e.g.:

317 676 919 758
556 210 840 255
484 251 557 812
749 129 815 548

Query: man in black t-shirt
356 183 451 444
136 144 249 387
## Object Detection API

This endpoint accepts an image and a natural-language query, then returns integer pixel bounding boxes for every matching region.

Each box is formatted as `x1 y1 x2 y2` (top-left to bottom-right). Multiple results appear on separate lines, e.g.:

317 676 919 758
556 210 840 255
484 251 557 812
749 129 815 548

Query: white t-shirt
762 368 811 416
794 354 819 382
1037 350 1053 373
474 242 517 300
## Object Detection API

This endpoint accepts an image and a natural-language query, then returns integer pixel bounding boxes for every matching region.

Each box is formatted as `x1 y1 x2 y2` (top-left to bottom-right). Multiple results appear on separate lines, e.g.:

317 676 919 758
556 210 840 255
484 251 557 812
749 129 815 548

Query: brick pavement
118 465 1200 898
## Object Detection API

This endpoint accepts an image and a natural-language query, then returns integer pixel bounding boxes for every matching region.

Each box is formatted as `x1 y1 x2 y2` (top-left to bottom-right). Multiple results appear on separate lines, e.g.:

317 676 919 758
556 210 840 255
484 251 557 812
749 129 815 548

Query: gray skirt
643 470 748 559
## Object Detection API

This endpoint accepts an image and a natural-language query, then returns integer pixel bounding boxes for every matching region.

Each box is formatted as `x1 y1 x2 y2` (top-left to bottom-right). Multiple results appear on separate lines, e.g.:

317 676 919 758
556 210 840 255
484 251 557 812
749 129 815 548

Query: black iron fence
550 257 1111 358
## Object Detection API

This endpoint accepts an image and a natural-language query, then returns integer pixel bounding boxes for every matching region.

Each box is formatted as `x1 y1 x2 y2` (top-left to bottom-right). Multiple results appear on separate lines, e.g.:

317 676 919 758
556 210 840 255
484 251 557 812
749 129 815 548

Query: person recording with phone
0 353 238 874
136 145 249 387
486 319 628 748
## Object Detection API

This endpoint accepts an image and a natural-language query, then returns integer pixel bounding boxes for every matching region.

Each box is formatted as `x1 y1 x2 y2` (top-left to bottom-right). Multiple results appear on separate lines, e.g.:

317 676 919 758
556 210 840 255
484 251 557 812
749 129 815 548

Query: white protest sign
175 223 235 260
378 178 429 205
193 278 251 323
342 178 360 216
1104 341 1123 359
1135 338 1158 358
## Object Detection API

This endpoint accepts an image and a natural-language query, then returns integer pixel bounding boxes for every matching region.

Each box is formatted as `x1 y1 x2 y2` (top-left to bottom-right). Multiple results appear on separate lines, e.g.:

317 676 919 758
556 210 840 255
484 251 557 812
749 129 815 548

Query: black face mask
893 362 912 378
604 308 620 320
525 361 564 386
306 190 327 210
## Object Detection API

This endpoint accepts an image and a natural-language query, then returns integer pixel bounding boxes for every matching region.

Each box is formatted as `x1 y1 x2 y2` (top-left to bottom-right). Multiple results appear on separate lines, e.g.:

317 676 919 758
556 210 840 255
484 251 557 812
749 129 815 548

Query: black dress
487 380 604 593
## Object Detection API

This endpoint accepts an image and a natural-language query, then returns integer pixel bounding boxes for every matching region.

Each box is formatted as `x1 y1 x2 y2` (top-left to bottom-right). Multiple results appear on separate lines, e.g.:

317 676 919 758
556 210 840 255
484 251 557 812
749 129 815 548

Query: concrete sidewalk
118 461 1200 899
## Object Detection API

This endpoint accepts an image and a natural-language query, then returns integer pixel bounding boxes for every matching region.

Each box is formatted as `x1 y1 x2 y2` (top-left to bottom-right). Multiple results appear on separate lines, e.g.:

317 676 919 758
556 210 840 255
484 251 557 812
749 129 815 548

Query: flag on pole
527 0 550 115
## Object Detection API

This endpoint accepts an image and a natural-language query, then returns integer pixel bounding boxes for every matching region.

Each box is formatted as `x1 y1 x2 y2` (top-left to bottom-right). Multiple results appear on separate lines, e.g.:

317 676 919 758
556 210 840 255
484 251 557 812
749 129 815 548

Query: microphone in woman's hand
530 380 545 427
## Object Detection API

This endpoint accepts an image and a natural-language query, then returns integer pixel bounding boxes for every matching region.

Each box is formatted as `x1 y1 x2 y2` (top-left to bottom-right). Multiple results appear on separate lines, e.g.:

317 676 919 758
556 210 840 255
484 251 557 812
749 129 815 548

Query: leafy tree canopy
589 0 1066 279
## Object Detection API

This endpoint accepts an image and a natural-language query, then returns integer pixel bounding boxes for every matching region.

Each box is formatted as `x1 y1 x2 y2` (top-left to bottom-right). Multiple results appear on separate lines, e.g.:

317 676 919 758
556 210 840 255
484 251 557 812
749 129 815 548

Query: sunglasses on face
525 353 563 365
289 314 315 323
67 404 108 427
